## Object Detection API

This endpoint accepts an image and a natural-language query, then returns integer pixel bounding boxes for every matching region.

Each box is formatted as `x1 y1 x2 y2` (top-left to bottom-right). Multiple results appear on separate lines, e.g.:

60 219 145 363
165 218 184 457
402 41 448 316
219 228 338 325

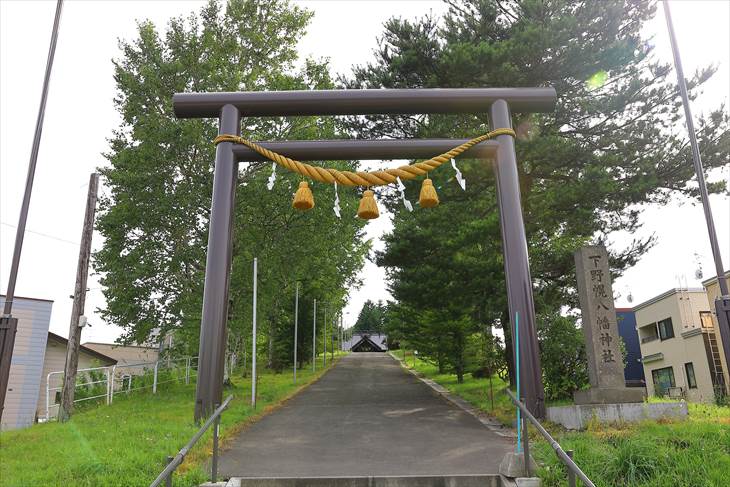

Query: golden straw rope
214 128 515 187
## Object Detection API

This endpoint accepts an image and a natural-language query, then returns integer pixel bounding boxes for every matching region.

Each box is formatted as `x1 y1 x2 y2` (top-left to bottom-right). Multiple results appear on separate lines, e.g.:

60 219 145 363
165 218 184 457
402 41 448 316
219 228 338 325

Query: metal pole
323 305 327 367
663 1 730 375
165 456 173 487
153 361 159 394
3 0 63 316
663 1 728 297
567 450 576 487
521 397 531 477
0 0 64 424
194 104 240 422
211 413 220 482
490 99 545 418
110 366 115 404
294 282 299 384
251 258 258 408
312 299 317 372
185 357 190 385
106 368 111 405
46 373 51 421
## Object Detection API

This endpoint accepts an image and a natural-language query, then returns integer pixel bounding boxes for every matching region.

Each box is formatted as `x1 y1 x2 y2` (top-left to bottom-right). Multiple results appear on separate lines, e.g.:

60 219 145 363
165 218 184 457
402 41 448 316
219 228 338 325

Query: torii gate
172 88 556 421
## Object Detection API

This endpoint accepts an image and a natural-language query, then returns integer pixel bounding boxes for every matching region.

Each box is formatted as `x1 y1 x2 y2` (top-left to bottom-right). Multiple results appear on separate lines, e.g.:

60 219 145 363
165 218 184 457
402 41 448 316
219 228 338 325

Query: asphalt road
218 353 511 478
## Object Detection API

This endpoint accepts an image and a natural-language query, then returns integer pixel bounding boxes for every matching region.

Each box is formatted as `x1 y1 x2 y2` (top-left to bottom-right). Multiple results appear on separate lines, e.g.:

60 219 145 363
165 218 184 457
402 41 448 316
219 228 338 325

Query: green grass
391 351 730 487
0 354 346 487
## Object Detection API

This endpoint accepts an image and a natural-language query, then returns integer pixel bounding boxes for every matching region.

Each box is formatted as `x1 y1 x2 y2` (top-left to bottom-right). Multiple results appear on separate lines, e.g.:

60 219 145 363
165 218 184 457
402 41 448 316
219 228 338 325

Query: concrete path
218 353 512 478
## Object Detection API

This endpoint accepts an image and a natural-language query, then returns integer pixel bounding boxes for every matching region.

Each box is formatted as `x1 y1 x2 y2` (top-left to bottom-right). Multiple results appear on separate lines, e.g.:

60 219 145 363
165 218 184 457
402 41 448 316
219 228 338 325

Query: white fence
45 356 198 421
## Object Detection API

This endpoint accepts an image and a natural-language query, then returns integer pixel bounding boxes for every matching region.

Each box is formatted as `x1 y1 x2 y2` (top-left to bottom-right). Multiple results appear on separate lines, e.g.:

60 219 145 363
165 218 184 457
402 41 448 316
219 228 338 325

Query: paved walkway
218 353 511 478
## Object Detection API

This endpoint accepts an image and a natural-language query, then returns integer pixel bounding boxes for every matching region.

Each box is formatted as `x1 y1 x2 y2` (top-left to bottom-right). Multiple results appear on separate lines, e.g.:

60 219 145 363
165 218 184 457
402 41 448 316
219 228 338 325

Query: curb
390 353 515 438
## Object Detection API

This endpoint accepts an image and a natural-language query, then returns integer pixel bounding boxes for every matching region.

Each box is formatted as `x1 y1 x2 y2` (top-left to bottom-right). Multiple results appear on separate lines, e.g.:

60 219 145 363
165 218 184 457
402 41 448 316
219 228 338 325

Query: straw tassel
292 181 314 210
419 178 439 208
357 189 379 219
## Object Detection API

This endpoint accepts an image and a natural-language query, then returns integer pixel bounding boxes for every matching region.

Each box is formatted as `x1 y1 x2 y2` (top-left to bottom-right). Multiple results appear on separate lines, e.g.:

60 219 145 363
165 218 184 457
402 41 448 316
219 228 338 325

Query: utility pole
312 299 317 372
323 305 327 367
293 282 299 384
251 258 258 408
0 0 63 424
664 1 730 376
59 172 99 422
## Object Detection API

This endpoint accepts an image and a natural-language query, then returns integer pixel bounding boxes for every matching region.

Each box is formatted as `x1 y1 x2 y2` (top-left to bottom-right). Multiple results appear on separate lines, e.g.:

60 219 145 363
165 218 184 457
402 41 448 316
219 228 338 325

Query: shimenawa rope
213 128 515 188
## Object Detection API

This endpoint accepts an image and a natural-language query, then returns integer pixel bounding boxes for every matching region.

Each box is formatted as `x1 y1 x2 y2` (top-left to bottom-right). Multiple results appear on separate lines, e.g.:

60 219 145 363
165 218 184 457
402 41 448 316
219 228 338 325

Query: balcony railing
641 335 659 344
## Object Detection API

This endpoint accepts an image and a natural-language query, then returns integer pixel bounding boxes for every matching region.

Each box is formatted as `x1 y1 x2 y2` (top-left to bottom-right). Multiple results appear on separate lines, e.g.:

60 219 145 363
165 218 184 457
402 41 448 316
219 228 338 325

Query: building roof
632 287 706 312
351 334 386 352
82 341 157 350
0 294 54 304
47 332 118 365
702 270 730 287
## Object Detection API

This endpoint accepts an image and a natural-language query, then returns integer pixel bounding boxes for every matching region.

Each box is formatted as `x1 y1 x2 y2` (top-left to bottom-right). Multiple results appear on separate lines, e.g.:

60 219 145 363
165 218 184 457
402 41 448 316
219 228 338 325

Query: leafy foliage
95 0 368 369
537 313 588 400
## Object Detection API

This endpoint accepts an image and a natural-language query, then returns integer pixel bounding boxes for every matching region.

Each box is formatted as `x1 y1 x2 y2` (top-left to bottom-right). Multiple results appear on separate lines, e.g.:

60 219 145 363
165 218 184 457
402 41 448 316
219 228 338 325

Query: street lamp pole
663 1 730 377
312 299 317 372
323 305 327 367
0 0 64 424
251 258 258 408
293 281 299 384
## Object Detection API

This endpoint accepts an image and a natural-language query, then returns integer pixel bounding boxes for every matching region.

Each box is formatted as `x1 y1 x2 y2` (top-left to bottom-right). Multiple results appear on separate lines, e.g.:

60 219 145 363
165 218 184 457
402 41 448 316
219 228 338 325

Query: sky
0 0 728 344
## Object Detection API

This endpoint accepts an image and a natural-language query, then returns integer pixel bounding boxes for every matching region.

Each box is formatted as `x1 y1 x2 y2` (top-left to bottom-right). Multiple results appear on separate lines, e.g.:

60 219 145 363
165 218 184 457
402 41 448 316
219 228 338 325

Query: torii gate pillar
491 100 545 417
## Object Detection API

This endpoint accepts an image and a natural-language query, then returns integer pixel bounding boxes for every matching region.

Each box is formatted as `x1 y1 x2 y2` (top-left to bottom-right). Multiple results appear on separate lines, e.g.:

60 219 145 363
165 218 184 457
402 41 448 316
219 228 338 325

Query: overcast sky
1 0 728 344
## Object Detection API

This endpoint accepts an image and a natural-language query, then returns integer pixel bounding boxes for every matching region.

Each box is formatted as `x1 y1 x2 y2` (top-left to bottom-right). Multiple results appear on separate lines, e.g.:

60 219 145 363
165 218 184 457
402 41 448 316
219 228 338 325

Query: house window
651 366 675 396
640 322 659 343
658 318 674 340
700 311 714 329
684 362 697 389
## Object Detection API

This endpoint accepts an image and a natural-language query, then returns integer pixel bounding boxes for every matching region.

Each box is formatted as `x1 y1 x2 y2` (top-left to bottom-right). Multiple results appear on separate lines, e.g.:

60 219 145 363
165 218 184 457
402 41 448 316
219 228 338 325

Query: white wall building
1 295 53 431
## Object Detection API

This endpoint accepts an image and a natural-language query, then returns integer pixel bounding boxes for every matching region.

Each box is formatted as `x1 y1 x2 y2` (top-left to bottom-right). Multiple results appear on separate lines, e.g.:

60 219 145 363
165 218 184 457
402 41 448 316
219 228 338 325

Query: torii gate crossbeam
173 88 556 421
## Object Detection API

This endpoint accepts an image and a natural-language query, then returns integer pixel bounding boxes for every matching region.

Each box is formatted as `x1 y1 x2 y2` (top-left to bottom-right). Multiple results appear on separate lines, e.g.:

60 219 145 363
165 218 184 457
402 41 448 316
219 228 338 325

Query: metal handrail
505 389 595 487
150 394 233 487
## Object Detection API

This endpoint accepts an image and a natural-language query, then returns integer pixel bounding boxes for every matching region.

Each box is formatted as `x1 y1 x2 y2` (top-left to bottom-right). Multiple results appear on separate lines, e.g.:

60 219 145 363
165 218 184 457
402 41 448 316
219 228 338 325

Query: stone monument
573 245 644 404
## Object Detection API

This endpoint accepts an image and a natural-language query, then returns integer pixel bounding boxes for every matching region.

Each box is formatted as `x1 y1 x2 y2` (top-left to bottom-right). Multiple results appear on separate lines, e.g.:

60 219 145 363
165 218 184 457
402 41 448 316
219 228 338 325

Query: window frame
684 362 697 389
651 366 676 397
699 311 713 329
658 317 675 341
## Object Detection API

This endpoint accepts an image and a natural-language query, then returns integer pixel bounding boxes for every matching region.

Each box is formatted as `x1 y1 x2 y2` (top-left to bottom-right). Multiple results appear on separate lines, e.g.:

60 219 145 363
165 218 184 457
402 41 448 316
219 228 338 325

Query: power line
1 222 79 246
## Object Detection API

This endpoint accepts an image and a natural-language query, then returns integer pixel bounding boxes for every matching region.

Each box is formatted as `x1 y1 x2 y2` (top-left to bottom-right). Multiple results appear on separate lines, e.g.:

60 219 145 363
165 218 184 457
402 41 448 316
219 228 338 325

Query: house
343 332 388 352
41 332 117 421
1 295 53 431
82 341 158 366
615 308 645 387
634 287 727 403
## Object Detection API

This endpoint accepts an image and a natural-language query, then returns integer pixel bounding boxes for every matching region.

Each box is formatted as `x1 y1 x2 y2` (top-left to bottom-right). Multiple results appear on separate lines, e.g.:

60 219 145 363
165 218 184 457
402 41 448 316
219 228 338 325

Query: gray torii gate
172 88 556 421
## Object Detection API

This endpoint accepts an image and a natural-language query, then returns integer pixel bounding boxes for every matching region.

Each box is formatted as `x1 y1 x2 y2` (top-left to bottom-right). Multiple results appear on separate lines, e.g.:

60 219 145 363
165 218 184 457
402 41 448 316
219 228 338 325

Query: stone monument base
573 387 644 405
546 401 688 430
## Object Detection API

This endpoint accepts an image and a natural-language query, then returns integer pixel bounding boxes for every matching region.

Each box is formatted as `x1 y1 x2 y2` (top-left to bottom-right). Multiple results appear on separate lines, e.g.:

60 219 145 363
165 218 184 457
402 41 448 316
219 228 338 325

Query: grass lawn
392 351 730 487
0 353 346 487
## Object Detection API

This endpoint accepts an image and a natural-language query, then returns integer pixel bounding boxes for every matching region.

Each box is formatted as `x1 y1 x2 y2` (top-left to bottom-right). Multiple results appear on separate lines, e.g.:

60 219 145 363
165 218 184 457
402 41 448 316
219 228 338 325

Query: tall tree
350 0 729 389
95 0 368 369
353 300 387 332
